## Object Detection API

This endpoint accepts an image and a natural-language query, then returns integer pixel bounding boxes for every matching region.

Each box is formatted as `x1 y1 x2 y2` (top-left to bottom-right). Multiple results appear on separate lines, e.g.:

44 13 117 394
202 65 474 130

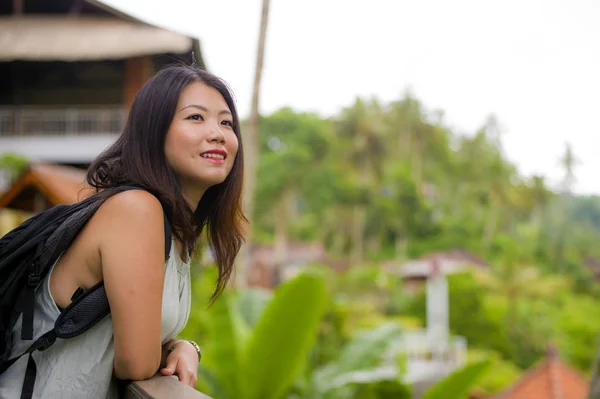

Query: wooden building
0 0 204 167
0 163 90 234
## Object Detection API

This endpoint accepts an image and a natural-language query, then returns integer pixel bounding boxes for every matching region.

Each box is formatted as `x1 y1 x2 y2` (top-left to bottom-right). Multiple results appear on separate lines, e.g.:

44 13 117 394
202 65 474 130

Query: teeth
202 153 225 159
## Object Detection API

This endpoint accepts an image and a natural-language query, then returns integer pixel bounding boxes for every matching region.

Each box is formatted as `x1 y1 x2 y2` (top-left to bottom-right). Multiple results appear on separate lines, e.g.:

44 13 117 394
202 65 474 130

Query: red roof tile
492 345 588 399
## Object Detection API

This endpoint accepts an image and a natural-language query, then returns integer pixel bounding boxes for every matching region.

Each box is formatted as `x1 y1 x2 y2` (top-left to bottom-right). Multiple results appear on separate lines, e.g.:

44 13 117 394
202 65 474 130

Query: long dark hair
87 64 247 299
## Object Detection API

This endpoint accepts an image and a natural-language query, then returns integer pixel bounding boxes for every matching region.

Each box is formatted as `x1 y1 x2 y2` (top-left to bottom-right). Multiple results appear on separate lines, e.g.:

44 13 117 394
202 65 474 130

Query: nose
207 123 226 144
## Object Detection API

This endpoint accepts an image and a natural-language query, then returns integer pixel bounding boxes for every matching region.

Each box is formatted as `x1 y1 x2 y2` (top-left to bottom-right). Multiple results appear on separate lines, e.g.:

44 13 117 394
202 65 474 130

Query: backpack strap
20 354 36 399
21 243 48 341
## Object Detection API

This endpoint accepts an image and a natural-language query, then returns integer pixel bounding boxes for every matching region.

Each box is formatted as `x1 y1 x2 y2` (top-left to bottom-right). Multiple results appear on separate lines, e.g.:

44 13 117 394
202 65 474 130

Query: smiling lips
200 149 227 164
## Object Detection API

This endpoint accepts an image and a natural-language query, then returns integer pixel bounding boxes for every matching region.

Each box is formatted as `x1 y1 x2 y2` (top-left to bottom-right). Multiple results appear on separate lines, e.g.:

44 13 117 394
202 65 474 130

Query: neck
181 184 206 211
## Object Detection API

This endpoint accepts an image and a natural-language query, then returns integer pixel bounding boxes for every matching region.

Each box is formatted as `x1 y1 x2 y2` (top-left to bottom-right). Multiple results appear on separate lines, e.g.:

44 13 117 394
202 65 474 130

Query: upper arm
95 190 166 380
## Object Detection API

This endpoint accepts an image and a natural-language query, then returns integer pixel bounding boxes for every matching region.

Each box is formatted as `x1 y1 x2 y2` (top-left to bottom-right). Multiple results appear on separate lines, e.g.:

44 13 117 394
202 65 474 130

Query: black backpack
0 186 172 399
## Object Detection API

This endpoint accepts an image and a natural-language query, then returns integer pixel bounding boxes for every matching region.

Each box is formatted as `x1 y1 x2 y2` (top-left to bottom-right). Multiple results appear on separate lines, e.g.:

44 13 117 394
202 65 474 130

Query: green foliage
304 323 404 398
185 95 600 397
186 271 327 399
354 380 412 399
236 289 272 328
554 294 600 371
242 273 327 399
467 349 522 394
203 292 246 399
404 272 511 358
0 152 29 179
423 359 492 399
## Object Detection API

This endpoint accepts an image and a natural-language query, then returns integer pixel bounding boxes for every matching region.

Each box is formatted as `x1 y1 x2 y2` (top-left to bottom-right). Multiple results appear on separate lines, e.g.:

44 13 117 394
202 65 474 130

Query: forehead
177 81 229 110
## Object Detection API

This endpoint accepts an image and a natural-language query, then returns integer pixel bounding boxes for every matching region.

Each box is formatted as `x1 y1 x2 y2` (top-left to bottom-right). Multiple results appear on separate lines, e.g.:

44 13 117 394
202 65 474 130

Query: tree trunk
350 205 366 264
395 236 407 262
235 0 271 288
410 133 423 191
482 206 499 253
273 189 293 282
366 235 380 257
588 338 600 399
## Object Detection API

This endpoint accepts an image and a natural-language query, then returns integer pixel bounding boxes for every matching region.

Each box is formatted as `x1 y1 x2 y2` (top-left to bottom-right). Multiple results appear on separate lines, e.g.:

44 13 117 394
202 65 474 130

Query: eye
221 120 233 127
186 114 203 121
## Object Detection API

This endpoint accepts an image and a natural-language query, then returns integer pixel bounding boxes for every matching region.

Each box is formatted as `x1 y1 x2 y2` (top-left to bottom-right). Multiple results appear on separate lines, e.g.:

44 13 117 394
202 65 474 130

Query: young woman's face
165 82 239 193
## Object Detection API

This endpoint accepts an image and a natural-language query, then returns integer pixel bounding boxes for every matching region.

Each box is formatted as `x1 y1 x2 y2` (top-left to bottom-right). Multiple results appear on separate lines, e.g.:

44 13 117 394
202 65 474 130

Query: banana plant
196 272 327 399
295 322 406 399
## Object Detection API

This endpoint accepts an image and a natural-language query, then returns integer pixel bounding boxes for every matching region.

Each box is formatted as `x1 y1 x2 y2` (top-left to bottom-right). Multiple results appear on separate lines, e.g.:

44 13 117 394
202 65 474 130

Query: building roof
0 16 193 61
384 249 489 279
0 164 91 211
491 345 588 399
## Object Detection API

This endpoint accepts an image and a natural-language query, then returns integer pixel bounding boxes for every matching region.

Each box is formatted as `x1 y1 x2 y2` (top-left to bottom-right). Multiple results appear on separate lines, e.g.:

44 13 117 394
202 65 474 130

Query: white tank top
0 239 191 399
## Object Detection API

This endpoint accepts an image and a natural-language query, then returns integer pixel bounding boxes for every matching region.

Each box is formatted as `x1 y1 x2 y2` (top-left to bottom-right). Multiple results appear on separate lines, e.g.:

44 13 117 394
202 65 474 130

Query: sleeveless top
0 239 191 399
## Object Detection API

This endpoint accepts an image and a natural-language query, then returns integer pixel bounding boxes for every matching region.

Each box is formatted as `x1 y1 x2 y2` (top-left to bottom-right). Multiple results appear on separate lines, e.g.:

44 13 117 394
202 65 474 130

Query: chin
197 176 227 188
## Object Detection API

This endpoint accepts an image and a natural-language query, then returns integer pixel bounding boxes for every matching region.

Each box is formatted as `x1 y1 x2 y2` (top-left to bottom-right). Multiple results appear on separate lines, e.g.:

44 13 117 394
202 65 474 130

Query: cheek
164 135 177 165
228 134 240 158
166 126 197 159
165 131 192 171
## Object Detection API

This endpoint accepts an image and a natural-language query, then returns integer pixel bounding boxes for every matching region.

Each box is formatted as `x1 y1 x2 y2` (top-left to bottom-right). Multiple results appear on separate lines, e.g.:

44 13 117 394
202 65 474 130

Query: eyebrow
181 104 232 116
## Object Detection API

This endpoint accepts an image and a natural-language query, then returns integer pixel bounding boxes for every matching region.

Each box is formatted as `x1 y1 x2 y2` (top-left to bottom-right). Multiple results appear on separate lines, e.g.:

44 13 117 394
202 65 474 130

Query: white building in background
375 255 470 393
399 257 467 384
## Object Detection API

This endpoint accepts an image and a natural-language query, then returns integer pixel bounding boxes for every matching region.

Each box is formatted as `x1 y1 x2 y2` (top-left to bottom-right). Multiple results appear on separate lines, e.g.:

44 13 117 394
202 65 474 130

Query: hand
160 341 199 387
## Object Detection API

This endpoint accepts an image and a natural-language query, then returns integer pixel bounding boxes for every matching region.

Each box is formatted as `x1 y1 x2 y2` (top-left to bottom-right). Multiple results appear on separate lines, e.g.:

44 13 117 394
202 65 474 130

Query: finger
177 369 191 386
176 365 196 387
160 357 178 375
186 370 197 388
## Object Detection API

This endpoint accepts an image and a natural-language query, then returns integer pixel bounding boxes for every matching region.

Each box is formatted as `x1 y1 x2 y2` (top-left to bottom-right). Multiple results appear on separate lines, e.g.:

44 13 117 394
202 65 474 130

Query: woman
0 64 246 398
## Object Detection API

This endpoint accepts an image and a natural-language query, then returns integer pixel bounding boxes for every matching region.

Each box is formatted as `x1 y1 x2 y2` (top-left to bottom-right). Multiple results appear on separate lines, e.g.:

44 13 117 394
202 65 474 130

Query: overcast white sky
100 0 600 194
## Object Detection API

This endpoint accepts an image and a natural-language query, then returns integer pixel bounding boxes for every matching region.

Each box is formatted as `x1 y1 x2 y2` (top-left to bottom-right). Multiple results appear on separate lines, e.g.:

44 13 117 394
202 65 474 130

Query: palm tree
236 0 271 287
335 98 387 263
529 175 552 226
552 143 579 270
560 142 578 193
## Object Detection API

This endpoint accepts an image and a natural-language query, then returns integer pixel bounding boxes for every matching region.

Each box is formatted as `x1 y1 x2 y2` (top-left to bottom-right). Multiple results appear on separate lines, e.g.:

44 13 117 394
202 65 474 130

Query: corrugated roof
0 16 193 61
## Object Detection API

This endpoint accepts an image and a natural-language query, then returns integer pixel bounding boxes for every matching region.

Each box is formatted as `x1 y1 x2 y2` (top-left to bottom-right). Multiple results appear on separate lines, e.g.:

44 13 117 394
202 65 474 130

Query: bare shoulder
92 189 166 265
97 189 164 222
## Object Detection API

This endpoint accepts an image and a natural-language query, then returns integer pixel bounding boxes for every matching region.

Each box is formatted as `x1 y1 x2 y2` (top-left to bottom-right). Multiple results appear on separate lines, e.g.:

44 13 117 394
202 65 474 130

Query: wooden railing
0 106 125 137
125 375 213 399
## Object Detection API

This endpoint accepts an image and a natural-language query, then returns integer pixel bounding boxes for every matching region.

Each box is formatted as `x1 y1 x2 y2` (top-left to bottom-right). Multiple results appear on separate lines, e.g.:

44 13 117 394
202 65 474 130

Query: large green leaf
355 380 412 399
241 273 327 399
236 289 273 328
423 359 492 399
197 365 224 399
202 293 247 399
